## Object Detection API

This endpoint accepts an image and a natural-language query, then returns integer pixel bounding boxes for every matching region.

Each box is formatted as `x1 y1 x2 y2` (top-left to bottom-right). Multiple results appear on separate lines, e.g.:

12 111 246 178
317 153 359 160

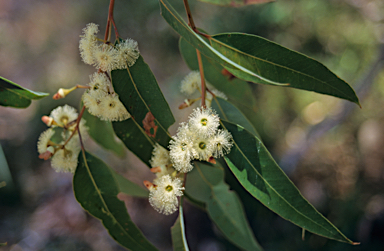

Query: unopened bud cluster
37 105 89 173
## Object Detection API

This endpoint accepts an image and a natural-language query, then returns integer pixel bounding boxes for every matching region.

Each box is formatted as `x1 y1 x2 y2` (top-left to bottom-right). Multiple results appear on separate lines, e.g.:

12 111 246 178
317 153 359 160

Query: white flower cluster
147 144 183 215
180 71 227 107
37 105 89 173
169 107 233 173
146 108 233 215
79 23 140 72
82 72 130 121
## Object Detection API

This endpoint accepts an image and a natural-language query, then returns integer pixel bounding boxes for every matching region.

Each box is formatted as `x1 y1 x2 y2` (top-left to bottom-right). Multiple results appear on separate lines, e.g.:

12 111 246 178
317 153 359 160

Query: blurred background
1 0 384 250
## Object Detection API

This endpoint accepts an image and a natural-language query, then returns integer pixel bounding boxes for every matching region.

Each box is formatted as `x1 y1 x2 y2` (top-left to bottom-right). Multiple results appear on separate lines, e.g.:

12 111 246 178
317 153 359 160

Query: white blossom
188 107 220 137
116 38 140 68
50 105 78 127
149 175 184 215
37 128 55 154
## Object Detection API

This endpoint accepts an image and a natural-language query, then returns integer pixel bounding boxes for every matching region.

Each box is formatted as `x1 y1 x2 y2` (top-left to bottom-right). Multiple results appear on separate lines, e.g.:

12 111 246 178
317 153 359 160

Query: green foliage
186 162 262 250
171 197 189 251
73 151 158 251
179 37 257 113
159 0 284 86
113 171 149 198
111 55 175 167
210 33 360 104
222 120 355 244
161 0 359 104
82 108 126 157
212 97 259 137
0 76 48 108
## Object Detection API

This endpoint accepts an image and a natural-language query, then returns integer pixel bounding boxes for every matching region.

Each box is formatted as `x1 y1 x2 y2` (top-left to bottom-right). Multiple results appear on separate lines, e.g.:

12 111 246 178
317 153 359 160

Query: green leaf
210 33 360 104
111 55 175 167
0 242 7 246
222 120 356 244
112 171 149 198
198 0 274 7
73 151 158 251
0 76 48 108
82 107 126 157
212 97 259 137
159 0 283 86
179 37 257 112
171 197 190 251
113 119 154 167
186 162 263 251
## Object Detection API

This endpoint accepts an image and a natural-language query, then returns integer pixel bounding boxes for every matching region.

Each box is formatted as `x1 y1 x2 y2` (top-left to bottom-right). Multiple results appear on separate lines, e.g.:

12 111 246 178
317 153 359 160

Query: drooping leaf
112 171 149 198
210 33 360 104
113 119 154 167
222 120 356 244
185 162 263 251
0 76 48 108
212 97 259 137
111 55 175 167
160 0 359 104
82 108 126 157
73 151 158 251
171 197 190 251
159 0 283 86
198 0 274 7
179 37 257 112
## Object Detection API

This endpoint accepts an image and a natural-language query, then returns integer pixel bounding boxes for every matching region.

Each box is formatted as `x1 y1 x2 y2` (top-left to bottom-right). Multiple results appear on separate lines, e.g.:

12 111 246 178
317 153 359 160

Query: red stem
196 49 206 107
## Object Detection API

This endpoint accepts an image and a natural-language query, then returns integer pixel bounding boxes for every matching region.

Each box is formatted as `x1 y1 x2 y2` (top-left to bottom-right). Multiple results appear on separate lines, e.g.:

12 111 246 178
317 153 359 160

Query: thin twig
183 0 196 30
196 49 206 107
104 0 115 42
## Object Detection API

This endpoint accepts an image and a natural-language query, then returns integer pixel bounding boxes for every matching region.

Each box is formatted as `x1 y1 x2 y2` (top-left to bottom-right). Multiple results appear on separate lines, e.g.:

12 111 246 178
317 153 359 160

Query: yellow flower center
201 118 208 126
199 142 206 149
165 185 173 192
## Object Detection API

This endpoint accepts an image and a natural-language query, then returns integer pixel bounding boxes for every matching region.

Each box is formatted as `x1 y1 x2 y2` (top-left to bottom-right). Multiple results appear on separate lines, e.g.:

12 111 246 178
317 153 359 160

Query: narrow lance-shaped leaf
210 33 360 104
160 0 359 104
159 0 283 86
179 37 257 113
171 197 190 251
0 76 48 108
211 97 259 137
198 0 274 7
222 120 357 244
73 151 158 251
112 55 175 167
185 162 263 251
112 171 149 198
82 107 126 157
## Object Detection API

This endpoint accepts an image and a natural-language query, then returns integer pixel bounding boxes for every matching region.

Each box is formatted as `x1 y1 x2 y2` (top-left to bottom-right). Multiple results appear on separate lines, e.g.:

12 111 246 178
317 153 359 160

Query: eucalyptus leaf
111 55 175 167
171 197 190 251
212 97 259 137
198 0 274 7
0 76 48 108
113 171 149 198
210 33 360 104
186 162 262 251
82 108 126 157
73 151 158 251
179 37 257 112
222 120 357 244
159 0 283 86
